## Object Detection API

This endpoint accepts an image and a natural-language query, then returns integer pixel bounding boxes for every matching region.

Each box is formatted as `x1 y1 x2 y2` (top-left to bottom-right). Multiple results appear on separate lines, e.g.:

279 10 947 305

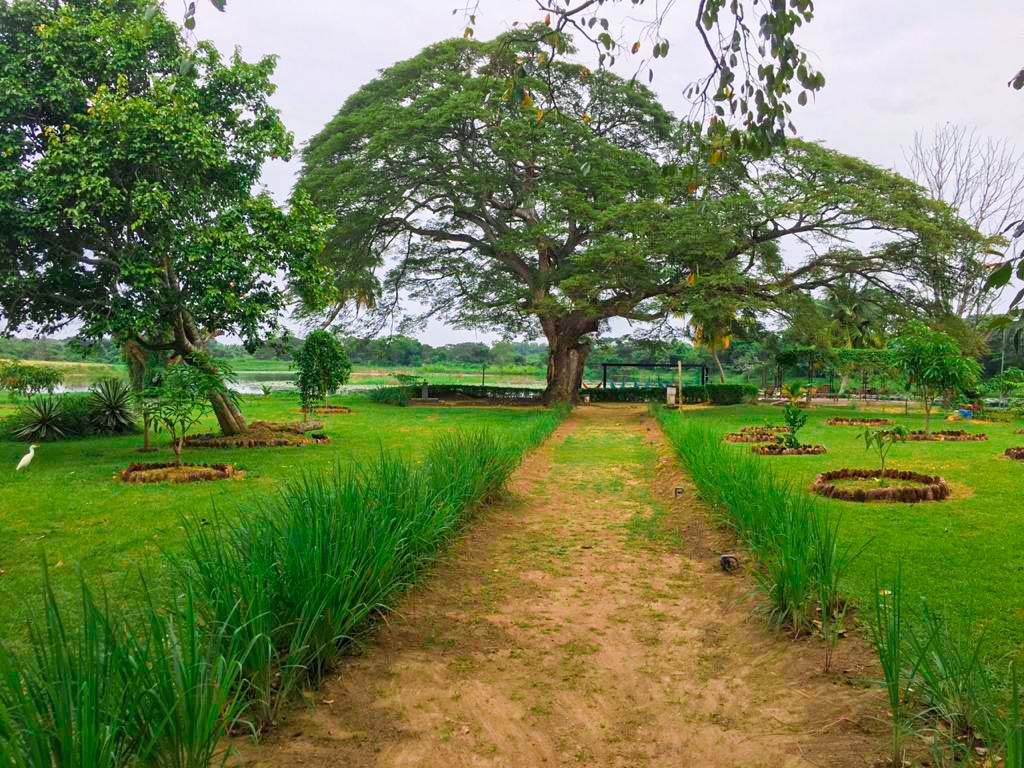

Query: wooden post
676 360 682 405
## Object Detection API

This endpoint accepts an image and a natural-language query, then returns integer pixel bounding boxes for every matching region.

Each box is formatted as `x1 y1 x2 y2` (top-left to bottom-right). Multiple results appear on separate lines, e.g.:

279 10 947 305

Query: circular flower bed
1006 447 1024 461
740 425 790 434
724 431 779 443
901 429 987 442
811 468 950 503
118 462 241 484
315 405 352 414
825 417 894 427
751 444 827 456
185 420 329 448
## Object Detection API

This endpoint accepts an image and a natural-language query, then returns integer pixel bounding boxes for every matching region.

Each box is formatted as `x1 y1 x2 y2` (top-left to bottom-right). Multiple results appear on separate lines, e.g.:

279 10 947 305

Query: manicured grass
0 392 557 641
663 403 1024 660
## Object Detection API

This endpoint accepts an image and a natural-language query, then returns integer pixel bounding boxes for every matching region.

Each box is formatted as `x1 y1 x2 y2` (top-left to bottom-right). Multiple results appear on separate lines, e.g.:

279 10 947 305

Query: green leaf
985 260 1013 290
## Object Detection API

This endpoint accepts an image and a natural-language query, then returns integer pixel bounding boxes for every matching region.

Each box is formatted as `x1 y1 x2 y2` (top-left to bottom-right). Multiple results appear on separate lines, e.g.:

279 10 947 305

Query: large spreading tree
298 33 982 404
0 0 332 434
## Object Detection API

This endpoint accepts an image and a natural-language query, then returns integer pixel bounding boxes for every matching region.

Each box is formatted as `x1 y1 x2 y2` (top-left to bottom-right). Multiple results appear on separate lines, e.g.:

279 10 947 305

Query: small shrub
368 385 413 406
293 330 351 418
861 425 908 479
150 365 233 466
59 394 94 437
88 378 136 434
705 383 758 405
779 402 807 448
12 396 68 441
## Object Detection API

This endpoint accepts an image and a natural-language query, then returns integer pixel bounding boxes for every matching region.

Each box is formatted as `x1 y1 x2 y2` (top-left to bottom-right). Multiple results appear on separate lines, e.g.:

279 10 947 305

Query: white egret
16 444 39 472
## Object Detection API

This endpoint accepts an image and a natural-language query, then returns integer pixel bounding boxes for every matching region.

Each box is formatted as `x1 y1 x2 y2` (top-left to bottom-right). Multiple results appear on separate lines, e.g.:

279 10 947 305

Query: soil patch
185 420 329 448
825 417 894 426
902 429 987 442
812 468 950 502
751 443 827 455
118 462 241 484
1006 447 1024 461
231 405 886 768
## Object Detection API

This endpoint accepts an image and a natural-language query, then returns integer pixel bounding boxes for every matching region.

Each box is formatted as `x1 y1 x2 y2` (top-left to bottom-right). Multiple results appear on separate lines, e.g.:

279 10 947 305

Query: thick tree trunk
209 389 247 436
541 318 597 405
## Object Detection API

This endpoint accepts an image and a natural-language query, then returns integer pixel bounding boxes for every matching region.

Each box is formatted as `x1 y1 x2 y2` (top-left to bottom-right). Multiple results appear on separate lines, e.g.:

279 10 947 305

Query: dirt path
236 405 887 767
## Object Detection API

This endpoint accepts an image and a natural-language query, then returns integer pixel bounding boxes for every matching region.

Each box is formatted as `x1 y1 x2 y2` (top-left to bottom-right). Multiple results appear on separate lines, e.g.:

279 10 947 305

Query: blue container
958 408 973 419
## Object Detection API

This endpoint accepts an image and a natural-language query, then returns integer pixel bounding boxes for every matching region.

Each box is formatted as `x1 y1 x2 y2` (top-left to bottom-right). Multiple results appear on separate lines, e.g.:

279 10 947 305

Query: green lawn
0 392 554 640
670 403 1024 660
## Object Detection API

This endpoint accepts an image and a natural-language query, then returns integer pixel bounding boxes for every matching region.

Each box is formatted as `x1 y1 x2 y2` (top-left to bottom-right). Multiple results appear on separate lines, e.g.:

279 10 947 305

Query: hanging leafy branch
459 0 824 155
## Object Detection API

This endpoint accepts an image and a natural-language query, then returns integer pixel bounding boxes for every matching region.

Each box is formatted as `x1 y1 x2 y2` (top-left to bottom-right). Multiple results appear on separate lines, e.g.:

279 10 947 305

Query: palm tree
822 280 889 392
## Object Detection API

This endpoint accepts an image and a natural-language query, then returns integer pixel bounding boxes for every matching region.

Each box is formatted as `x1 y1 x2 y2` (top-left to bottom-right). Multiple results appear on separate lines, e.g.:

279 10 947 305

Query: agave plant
87 378 136 434
13 396 67 442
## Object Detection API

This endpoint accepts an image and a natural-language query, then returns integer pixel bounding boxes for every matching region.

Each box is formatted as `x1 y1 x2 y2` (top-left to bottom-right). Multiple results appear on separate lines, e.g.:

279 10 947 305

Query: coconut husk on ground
739 425 790 434
812 468 951 503
900 429 987 442
751 443 827 456
118 462 241 484
825 417 895 426
315 406 352 414
1006 447 1024 461
184 420 329 449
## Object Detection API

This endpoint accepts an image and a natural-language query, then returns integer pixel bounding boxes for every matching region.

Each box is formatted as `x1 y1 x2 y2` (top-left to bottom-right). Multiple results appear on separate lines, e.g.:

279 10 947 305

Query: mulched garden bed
751 444 827 456
900 429 988 442
812 468 951 503
315 406 352 414
740 425 790 433
118 462 241 484
1006 447 1024 461
724 431 781 443
185 420 329 449
824 417 895 426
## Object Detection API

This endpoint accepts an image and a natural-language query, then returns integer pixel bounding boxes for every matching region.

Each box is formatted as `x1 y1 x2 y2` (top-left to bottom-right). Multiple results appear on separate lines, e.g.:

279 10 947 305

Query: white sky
190 0 1023 345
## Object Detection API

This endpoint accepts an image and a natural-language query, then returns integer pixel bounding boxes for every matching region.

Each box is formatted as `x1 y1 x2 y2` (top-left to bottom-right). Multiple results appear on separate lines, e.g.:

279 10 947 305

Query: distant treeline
0 334 710 371
5 333 1020 380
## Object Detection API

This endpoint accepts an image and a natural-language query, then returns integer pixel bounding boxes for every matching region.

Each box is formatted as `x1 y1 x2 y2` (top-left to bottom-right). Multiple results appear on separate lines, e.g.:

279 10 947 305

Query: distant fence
365 382 758 405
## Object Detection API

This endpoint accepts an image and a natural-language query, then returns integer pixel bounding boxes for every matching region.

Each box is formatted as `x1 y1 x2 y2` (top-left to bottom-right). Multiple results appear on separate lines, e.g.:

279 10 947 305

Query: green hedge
586 386 665 402
705 383 758 405
678 385 708 404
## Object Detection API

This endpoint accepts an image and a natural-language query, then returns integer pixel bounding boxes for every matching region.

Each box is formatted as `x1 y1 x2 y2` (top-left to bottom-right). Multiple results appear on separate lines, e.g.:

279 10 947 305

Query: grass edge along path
654 405 1024 767
0 407 567 768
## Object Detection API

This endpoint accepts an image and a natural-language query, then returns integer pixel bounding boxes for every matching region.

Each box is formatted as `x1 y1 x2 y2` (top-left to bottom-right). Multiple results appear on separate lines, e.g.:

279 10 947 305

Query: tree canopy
891 320 981 434
0 0 332 433
298 32 983 403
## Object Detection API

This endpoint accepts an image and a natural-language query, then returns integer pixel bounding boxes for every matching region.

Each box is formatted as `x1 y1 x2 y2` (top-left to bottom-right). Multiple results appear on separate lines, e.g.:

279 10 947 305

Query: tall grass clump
176 419 563 730
1003 662 1024 768
655 409 849 637
0 565 245 768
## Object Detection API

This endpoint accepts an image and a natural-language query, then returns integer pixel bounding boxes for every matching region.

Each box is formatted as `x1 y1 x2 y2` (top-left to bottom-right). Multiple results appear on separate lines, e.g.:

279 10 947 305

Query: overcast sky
193 1 1023 345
